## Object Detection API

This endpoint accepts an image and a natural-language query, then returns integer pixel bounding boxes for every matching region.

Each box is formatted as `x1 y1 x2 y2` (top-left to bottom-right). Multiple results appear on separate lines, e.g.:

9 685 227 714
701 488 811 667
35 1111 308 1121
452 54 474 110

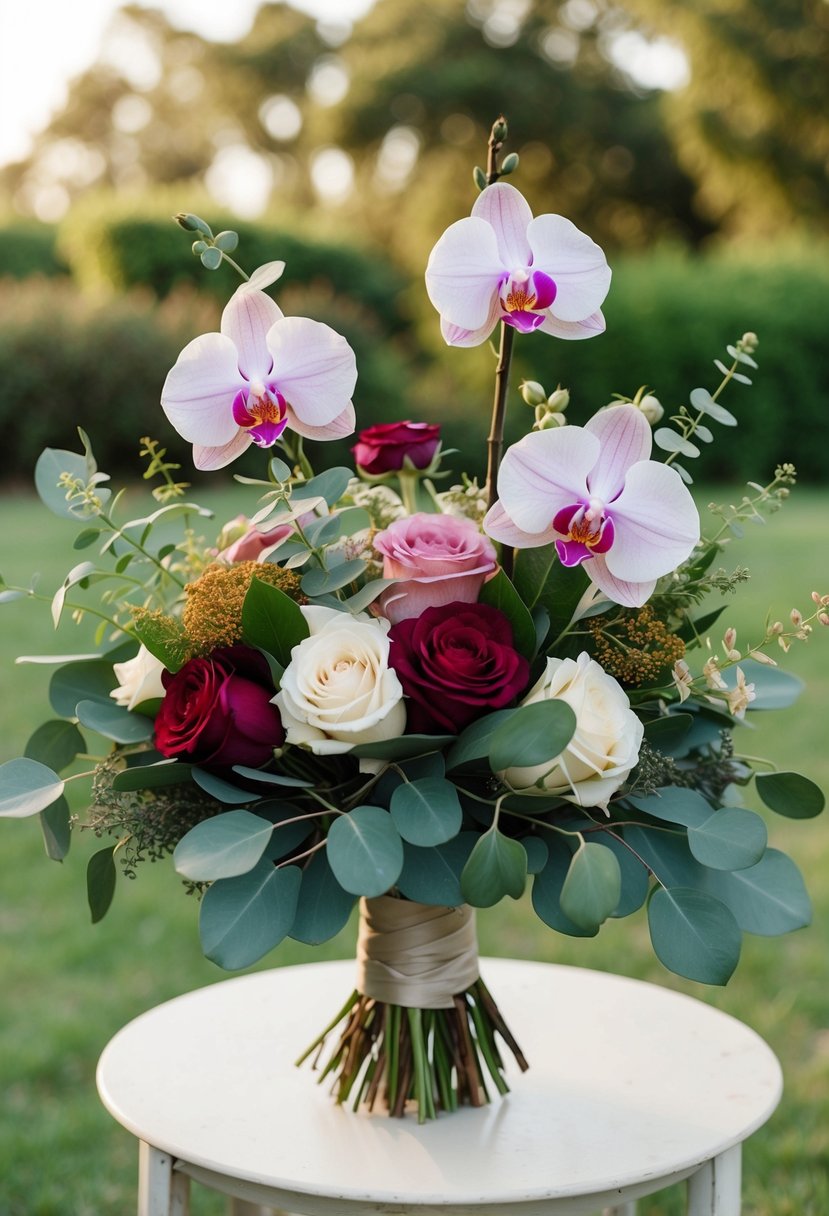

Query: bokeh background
0 2 827 1213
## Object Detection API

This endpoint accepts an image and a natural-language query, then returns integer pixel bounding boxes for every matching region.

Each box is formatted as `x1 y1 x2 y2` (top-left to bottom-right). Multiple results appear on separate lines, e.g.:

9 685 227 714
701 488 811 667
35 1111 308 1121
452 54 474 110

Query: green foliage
326 806 404 898
647 887 741 986
460 829 527 907
173 810 274 882
755 771 825 819
0 222 66 277
389 777 463 846
199 860 301 969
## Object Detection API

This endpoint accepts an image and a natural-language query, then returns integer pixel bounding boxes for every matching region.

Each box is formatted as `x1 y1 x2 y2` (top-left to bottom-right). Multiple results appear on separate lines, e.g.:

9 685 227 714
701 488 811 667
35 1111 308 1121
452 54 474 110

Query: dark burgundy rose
352 421 441 475
388 602 530 734
155 644 284 769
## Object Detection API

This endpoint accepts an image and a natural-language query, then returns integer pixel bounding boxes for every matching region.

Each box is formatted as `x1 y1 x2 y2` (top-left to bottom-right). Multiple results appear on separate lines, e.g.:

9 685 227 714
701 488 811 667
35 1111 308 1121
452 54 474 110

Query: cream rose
110 645 167 710
275 606 406 755
500 652 643 810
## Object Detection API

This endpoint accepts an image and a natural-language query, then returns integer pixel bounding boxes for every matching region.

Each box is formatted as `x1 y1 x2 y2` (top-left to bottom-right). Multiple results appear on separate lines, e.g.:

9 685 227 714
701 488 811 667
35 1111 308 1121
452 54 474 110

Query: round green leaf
199 861 301 969
0 758 65 819
487 700 576 772
290 851 356 944
628 787 715 829
40 794 71 861
703 849 811 936
76 699 154 745
214 229 239 252
591 830 649 918
521 835 549 875
49 659 117 717
351 734 453 762
200 246 223 269
87 845 117 923
326 806 404 897
648 887 741 985
688 388 737 426
396 833 477 907
173 810 274 881
688 808 767 871
755 771 824 819
460 829 527 907
24 720 85 772
191 766 258 805
531 840 597 938
560 842 621 931
445 709 515 771
390 778 463 846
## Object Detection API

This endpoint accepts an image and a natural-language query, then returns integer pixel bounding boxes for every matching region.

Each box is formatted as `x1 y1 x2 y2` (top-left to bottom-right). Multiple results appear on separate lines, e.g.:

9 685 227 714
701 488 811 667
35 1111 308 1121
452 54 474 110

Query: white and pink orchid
424 182 611 347
484 404 700 608
161 264 357 470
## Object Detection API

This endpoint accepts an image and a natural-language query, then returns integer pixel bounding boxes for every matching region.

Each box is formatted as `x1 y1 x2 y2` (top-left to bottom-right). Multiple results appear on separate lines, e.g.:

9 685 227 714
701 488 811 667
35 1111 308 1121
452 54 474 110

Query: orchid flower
484 405 700 608
424 182 611 347
161 264 357 470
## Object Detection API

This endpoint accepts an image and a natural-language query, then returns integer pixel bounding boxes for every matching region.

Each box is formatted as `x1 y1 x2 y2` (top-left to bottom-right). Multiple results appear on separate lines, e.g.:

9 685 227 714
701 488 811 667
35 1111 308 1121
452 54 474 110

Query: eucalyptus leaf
341 578 398 614
648 887 741 985
397 832 477 906
191 767 259 805
520 835 549 875
76 699 154 745
531 839 597 937
488 700 576 773
301 559 366 597
560 842 621 931
241 578 309 668
702 849 811 935
688 388 737 427
512 544 555 611
590 830 649 918
87 846 117 923
351 734 453 761
292 467 353 506
390 778 463 846
290 851 356 944
623 826 707 889
628 787 714 829
199 861 301 969
755 771 824 819
35 447 110 519
642 713 693 753
49 659 117 717
24 720 85 772
0 758 65 819
112 760 192 791
174 810 274 881
40 795 71 861
445 709 515 772
326 806 404 897
653 429 700 458
460 829 527 907
260 801 315 861
51 561 98 628
231 766 312 789
687 808 767 871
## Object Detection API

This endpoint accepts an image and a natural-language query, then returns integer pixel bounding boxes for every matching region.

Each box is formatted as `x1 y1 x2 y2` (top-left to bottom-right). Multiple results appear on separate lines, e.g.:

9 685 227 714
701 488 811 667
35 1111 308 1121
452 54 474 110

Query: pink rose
217 516 293 563
352 421 441 475
373 512 498 624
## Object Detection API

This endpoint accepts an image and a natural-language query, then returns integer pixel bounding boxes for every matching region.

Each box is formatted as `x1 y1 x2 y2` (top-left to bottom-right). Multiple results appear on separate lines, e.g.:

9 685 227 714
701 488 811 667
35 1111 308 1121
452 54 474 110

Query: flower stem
220 252 250 282
485 321 515 513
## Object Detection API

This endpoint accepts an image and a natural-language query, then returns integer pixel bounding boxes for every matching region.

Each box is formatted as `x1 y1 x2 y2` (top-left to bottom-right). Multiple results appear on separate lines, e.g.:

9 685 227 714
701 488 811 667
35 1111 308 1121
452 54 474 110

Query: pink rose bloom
217 516 293 563
373 513 498 624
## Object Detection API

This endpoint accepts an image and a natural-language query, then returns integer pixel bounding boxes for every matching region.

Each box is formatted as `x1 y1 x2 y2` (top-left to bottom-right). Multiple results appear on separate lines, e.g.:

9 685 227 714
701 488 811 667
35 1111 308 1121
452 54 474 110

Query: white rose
110 645 167 710
275 606 406 756
500 652 643 810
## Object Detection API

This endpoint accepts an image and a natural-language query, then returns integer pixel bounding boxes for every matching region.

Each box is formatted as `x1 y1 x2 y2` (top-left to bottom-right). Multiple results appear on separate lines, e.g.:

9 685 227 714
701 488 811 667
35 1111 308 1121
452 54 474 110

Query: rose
500 652 643 810
275 607 406 755
352 421 441 475
155 645 284 769
373 512 498 624
388 602 530 734
110 645 167 710
215 515 294 563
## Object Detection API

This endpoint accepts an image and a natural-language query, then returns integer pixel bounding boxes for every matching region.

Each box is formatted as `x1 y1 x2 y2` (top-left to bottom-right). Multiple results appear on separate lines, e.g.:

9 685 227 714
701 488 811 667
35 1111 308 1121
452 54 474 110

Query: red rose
352 421 441 475
388 602 530 734
155 645 284 769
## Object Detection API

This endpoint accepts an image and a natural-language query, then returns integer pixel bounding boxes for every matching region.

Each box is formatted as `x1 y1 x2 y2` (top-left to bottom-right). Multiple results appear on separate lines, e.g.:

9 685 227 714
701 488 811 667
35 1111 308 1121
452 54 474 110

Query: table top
97 958 781 1209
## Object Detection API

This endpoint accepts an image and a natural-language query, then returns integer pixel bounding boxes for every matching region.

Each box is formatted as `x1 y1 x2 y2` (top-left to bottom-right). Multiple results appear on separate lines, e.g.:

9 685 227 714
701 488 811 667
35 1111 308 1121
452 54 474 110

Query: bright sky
0 0 374 168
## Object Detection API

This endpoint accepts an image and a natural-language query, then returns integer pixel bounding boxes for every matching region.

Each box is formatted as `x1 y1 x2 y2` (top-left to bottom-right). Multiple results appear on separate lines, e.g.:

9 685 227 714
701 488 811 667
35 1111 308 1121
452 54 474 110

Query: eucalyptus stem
219 251 249 282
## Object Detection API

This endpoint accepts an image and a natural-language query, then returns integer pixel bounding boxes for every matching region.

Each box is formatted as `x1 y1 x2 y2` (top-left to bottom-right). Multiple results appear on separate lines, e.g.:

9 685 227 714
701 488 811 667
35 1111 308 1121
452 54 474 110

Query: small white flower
672 658 693 703
724 666 756 719
110 645 167 710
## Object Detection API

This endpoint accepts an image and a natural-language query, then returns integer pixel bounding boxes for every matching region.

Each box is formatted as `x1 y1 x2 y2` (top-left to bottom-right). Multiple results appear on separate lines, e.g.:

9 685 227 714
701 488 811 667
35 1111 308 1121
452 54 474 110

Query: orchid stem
485 321 515 577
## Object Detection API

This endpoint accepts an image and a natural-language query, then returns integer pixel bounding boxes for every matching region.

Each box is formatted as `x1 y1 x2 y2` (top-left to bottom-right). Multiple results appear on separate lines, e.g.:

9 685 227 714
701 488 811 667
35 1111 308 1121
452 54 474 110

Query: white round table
97 958 781 1216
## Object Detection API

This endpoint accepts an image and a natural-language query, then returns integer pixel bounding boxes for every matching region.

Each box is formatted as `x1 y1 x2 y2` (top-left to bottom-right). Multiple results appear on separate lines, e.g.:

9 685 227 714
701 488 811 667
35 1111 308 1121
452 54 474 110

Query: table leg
687 1144 742 1215
138 1142 190 1215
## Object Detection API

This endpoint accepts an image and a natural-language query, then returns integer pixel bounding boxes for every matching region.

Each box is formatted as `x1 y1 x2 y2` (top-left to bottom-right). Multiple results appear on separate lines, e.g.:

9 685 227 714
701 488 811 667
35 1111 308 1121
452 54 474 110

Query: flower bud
175 212 213 238
536 411 566 429
492 116 508 143
819 613 829 627
638 394 664 425
519 380 548 407
740 332 759 354
546 386 569 413
790 608 803 626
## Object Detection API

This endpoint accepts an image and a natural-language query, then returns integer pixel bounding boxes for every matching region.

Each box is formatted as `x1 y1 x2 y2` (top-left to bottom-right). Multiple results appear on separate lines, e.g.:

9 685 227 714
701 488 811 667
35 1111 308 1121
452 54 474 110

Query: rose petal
192 430 252 471
267 317 357 428
425 216 505 331
538 310 606 341
496 426 599 534
586 554 656 609
161 333 244 446
527 214 611 321
585 405 652 503
471 182 533 269
606 461 700 582
220 287 283 381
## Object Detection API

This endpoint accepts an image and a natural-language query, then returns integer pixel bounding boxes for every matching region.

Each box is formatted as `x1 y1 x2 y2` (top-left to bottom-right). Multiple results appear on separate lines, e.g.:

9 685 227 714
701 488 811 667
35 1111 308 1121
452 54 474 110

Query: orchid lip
232 383 288 447
553 500 615 562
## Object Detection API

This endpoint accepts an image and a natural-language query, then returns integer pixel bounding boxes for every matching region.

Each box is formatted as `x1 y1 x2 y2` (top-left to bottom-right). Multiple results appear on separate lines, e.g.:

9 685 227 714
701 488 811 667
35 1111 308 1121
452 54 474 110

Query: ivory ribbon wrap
356 897 479 1010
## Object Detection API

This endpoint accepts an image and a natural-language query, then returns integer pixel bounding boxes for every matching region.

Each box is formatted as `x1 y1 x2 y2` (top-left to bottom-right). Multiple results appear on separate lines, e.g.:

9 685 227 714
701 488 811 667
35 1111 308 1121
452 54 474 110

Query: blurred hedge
409 247 829 484
0 221 66 277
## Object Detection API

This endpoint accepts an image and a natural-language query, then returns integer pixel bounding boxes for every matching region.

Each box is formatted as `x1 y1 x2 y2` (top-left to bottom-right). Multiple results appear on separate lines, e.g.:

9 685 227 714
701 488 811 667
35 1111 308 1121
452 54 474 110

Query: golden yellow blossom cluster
182 562 305 655
588 605 686 687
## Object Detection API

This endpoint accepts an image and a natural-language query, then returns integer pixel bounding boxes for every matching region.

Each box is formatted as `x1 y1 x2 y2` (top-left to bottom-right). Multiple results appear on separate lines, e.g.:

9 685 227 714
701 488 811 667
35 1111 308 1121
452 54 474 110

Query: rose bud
352 421 441 476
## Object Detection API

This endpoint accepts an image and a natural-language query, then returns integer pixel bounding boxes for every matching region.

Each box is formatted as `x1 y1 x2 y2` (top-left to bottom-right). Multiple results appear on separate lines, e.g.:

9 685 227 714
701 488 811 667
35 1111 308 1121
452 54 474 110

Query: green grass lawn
0 484 827 1215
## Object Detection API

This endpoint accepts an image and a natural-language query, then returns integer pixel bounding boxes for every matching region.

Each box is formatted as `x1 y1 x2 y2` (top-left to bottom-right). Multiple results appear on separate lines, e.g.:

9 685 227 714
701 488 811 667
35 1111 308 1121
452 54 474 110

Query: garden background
0 1 827 1212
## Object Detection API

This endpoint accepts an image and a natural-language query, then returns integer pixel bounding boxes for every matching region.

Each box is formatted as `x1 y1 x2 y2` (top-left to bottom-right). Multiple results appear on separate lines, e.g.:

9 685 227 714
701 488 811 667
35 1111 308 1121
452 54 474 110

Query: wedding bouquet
1 119 824 1122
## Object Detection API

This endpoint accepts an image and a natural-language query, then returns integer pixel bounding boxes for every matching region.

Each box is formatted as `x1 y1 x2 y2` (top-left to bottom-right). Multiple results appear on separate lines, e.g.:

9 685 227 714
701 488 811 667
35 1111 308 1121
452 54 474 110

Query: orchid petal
538 310 606 341
440 294 501 347
527 214 611 321
587 554 656 609
496 426 599 535
607 462 700 582
585 405 652 502
471 182 533 269
192 430 252 471
161 333 244 446
503 310 546 333
425 216 505 330
286 400 356 442
221 287 283 381
483 501 559 548
267 317 357 428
